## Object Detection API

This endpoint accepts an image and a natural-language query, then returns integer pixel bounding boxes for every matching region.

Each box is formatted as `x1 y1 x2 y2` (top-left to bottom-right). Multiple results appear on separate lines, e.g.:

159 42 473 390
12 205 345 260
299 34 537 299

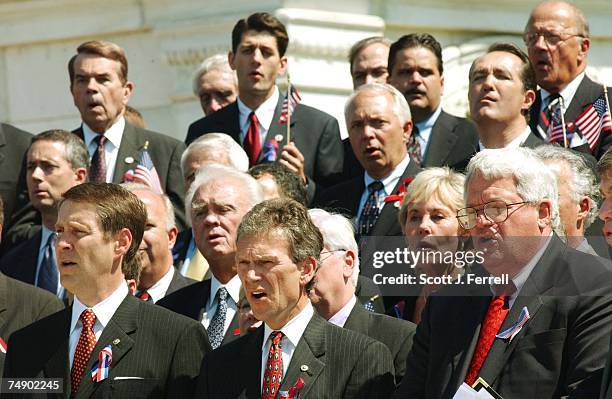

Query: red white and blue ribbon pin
0 337 7 354
496 306 530 342
91 344 113 382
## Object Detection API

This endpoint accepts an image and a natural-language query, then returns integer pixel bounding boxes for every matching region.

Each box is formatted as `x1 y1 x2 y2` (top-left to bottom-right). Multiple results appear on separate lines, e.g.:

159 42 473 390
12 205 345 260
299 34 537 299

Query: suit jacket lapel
279 315 325 398
222 312 240 344
564 76 599 121
424 111 458 166
343 302 369 333
258 95 288 163
223 102 242 143
0 274 7 341
112 123 143 183
76 295 138 399
43 308 71 394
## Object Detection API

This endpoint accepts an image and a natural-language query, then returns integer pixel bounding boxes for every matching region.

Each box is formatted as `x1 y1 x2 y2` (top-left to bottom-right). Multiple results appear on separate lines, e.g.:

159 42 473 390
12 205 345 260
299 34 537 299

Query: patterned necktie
244 111 262 167
464 283 516 386
137 290 152 302
358 181 384 236
262 331 284 399
537 93 561 140
71 309 97 395
407 124 422 165
207 287 228 349
38 232 58 295
90 135 107 182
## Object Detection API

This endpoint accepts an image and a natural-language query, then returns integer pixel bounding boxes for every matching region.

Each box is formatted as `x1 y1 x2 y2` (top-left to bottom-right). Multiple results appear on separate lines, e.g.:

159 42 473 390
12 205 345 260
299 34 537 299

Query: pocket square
113 376 145 380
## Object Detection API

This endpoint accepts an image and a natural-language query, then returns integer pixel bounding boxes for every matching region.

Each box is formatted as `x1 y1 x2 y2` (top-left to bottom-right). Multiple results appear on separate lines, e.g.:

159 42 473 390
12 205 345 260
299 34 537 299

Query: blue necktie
358 181 384 236
38 232 58 294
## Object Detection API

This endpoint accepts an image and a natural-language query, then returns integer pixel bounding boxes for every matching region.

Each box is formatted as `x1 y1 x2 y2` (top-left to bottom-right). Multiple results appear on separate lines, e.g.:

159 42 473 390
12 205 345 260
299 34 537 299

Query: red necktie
137 291 152 302
90 135 107 182
262 331 283 399
71 309 97 395
244 111 261 166
464 295 509 386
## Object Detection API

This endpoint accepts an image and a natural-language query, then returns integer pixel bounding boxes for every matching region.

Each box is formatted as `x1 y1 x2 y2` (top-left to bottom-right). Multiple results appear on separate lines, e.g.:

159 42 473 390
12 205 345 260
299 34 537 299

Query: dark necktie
71 309 97 395
90 135 107 182
207 287 228 349
464 283 516 386
244 111 262 167
38 232 58 295
358 181 384 236
407 124 422 165
262 331 284 399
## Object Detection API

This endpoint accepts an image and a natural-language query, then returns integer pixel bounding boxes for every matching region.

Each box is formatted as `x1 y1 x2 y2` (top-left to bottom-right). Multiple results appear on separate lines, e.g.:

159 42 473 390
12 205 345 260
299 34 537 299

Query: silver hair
534 145 599 228
186 164 264 225
464 148 560 231
308 208 360 287
192 54 237 96
120 182 176 230
344 83 412 126
180 133 249 175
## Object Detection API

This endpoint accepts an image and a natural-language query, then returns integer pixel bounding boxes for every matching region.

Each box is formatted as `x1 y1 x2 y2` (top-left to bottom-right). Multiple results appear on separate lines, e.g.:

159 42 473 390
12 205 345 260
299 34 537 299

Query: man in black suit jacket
68 40 186 230
394 148 612 399
196 198 395 398
158 164 264 347
123 184 195 303
3 183 210 398
388 34 478 171
0 130 88 298
185 13 343 202
525 1 611 159
308 208 415 384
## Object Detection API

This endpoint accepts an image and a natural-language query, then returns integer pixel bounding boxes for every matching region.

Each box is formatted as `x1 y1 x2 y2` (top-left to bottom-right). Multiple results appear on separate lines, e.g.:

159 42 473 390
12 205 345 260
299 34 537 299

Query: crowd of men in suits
0 0 611 398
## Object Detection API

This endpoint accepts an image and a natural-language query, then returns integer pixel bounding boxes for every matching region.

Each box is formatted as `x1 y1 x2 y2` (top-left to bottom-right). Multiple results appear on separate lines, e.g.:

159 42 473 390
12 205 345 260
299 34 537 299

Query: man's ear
167 226 179 250
301 256 316 287
115 228 133 257
402 120 414 144
343 250 357 281
537 199 553 229
228 51 236 70
577 196 590 224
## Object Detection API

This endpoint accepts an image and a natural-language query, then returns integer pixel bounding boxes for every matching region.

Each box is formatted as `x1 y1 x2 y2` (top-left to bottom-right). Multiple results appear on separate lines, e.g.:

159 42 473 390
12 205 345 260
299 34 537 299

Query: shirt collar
364 154 411 195
237 86 280 132
71 282 129 334
82 116 125 149
39 225 55 248
210 274 241 305
540 71 585 111
145 266 175 303
328 295 357 327
415 105 442 133
263 301 314 350
479 126 532 151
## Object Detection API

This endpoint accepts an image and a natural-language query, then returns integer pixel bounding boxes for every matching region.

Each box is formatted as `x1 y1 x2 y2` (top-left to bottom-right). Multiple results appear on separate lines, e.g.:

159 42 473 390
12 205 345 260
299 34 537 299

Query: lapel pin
275 134 284 142
124 156 134 164
112 339 121 345
300 365 309 372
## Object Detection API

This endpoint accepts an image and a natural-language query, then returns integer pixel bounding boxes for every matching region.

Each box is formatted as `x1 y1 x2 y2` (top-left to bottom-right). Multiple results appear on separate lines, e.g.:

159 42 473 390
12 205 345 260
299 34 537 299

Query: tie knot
412 124 421 137
368 180 383 193
137 290 150 301
270 331 283 345
80 309 96 329
249 111 259 124
94 134 107 146
546 93 561 110
46 232 57 247
217 287 228 301
494 281 517 297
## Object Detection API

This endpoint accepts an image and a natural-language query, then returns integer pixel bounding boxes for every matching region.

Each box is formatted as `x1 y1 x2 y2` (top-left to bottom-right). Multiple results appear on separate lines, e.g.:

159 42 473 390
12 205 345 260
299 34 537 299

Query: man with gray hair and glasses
190 54 238 117
535 145 602 255
525 1 611 157
394 147 612 398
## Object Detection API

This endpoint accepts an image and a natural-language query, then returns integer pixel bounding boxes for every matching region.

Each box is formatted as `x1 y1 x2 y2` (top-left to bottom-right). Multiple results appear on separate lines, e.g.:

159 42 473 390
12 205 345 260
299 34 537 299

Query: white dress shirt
144 266 175 304
69 282 129 367
328 295 357 328
237 86 280 145
261 302 314 392
201 275 241 335
82 116 125 183
478 126 533 151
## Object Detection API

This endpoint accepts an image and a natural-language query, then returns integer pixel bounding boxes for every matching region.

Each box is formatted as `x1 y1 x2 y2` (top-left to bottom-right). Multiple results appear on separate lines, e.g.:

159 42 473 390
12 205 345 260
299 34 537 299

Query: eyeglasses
319 249 346 263
523 31 584 47
456 200 530 230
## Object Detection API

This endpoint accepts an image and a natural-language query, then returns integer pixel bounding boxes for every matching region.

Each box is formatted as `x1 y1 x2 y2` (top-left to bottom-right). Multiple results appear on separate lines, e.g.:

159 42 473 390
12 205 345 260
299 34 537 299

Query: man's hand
280 142 307 184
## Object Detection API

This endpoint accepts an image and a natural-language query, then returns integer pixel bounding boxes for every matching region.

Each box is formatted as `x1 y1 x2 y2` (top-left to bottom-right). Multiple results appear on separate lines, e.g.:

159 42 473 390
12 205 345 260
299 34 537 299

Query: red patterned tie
90 135 107 183
71 309 97 395
137 291 152 302
464 295 509 386
262 331 283 399
244 111 262 167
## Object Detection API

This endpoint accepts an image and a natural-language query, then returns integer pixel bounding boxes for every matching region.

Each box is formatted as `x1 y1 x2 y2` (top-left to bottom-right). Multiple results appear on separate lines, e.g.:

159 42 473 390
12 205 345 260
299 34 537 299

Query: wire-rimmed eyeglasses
456 200 530 230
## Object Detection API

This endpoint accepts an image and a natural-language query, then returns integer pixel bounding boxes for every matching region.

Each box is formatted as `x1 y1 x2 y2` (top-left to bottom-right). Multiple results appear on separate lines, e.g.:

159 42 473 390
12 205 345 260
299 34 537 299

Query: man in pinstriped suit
3 183 210 398
195 198 395 398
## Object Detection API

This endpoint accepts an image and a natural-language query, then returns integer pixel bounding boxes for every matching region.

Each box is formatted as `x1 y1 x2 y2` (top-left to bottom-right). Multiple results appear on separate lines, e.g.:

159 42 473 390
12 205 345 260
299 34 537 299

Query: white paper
452 383 479 399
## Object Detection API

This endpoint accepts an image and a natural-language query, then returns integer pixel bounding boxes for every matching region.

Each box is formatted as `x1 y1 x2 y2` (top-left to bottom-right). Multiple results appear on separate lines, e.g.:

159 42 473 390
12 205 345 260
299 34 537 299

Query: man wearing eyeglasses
525 1 611 158
393 148 612 399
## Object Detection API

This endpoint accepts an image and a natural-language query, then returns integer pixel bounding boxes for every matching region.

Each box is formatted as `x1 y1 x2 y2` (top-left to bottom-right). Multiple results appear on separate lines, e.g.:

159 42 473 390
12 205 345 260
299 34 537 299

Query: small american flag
574 94 612 151
91 345 113 382
496 306 530 342
278 84 301 124
548 104 572 145
125 141 164 194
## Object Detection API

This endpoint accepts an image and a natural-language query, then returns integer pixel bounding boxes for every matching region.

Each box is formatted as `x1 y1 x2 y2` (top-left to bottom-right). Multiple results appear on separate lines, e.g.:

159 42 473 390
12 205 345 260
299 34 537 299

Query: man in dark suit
185 13 344 202
317 83 420 239
308 208 415 384
158 164 264 348
0 130 88 298
68 40 187 230
468 42 545 151
394 148 612 399
196 198 395 398
388 33 478 170
3 183 210 398
525 1 611 159
123 184 195 303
